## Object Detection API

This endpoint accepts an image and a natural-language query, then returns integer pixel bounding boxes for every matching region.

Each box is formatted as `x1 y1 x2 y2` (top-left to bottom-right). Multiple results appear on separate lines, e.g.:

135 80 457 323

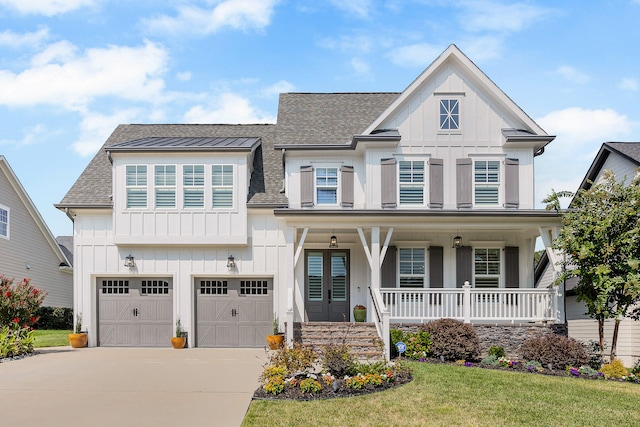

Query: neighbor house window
399 248 425 288
212 165 233 208
474 160 500 205
0 206 8 238
183 165 204 208
126 165 147 208
316 167 338 205
439 99 460 130
154 165 176 208
399 160 425 205
474 248 501 288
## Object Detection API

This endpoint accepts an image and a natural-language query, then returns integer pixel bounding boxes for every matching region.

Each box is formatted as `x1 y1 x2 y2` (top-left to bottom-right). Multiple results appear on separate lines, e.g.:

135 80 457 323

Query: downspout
64 207 75 223
279 148 286 193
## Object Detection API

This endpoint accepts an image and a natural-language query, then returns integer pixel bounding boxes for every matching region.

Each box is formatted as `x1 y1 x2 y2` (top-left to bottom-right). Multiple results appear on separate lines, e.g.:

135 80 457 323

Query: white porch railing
380 285 559 324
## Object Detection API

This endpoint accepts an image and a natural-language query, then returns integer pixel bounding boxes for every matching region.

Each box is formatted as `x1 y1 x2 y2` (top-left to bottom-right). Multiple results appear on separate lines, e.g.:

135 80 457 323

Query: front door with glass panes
305 250 349 321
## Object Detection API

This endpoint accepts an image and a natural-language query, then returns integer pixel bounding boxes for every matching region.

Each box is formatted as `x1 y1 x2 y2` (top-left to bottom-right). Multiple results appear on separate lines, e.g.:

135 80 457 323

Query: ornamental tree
0 276 47 327
547 169 640 361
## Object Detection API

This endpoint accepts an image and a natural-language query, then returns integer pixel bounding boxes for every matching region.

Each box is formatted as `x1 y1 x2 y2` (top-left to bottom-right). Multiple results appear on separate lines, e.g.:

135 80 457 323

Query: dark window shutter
505 246 519 288
429 158 444 208
381 158 397 208
381 246 396 288
429 246 443 288
456 158 472 208
455 246 472 288
504 158 519 208
300 165 314 207
341 165 354 207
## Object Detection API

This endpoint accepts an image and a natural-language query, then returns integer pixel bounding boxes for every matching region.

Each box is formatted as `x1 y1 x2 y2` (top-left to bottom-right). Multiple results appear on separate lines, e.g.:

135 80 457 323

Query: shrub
402 330 432 360
322 342 356 377
600 359 628 379
525 360 543 373
488 346 506 358
519 334 589 369
268 343 317 373
421 318 480 361
299 377 322 393
0 276 47 327
631 359 640 376
0 320 35 358
33 307 73 330
481 354 499 365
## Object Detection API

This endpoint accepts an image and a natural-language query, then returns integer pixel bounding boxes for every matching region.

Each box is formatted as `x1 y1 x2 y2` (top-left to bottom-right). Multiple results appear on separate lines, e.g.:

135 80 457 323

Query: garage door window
200 280 227 295
101 280 129 294
240 280 268 295
141 280 169 295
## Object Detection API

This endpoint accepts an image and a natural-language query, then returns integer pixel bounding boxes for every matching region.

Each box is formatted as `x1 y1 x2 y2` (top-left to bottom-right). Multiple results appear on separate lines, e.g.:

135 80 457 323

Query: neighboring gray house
0 155 72 308
537 142 640 366
57 45 563 355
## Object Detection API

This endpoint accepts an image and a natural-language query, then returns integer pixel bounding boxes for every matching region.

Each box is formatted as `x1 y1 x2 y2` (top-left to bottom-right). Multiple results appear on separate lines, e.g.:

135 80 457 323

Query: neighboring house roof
0 156 71 268
580 142 640 190
56 123 287 208
55 236 73 267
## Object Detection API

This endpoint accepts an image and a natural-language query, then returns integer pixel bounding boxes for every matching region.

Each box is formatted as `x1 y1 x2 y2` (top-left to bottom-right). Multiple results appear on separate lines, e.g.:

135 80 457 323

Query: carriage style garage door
196 278 272 347
97 277 172 347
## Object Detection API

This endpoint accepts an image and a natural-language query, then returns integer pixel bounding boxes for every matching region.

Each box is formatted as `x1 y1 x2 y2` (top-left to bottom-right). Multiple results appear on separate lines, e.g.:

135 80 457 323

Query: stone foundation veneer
391 322 568 358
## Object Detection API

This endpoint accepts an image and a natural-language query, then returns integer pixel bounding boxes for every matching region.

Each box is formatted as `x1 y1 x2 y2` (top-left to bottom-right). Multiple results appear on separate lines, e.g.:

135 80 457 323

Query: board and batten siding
73 210 286 347
0 168 71 307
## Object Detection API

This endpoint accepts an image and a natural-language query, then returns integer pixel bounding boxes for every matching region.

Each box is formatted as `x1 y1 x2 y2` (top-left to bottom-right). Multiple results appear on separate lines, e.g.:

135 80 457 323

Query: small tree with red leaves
0 276 47 328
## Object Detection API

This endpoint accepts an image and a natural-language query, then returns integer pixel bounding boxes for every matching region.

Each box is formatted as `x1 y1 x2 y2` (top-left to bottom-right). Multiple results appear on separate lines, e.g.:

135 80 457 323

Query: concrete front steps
293 322 384 361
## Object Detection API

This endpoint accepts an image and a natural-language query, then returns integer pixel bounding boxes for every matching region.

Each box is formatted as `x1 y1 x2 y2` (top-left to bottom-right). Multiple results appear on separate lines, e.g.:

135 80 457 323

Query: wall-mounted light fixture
227 255 236 269
124 254 135 268
452 235 463 249
329 234 338 249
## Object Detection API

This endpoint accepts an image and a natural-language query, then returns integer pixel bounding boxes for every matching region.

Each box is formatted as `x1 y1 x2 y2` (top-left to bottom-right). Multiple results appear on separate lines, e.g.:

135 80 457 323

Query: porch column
284 226 296 345
370 227 381 290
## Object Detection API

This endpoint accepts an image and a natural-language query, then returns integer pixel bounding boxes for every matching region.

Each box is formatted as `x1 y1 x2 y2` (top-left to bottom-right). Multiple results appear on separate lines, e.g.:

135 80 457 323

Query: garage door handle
133 308 138 317
231 308 237 317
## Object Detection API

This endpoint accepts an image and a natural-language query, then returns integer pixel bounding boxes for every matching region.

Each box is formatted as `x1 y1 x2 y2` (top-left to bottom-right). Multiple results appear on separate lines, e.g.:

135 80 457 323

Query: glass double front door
305 250 350 322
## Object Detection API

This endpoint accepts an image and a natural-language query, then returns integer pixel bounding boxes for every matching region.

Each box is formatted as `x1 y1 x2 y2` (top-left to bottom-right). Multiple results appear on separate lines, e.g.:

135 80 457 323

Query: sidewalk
0 347 267 427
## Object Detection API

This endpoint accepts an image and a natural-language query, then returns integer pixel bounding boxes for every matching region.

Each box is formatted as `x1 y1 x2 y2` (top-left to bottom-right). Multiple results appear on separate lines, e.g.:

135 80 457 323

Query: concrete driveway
0 346 267 427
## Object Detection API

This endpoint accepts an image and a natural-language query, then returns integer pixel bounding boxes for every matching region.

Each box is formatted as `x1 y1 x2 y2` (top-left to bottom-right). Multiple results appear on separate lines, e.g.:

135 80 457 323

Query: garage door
97 278 172 347
196 278 272 347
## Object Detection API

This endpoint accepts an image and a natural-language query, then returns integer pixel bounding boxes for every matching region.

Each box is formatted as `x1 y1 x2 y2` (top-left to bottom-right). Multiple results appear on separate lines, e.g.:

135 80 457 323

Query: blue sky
1 0 639 237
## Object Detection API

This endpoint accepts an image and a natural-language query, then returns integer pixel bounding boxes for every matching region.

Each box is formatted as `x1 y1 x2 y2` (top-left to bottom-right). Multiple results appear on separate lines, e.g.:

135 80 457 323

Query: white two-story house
57 45 563 355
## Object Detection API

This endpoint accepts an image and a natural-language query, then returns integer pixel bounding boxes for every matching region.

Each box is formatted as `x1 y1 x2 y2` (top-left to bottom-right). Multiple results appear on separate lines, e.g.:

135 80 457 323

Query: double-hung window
439 99 460 130
474 248 501 288
474 160 500 205
316 167 338 205
399 248 425 288
212 165 233 208
183 165 204 208
126 165 147 208
0 206 8 238
399 160 424 205
154 165 176 208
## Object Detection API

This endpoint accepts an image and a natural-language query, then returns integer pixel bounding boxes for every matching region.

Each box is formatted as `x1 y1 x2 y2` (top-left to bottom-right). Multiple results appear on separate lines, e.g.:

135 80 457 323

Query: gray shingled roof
276 93 400 146
58 93 400 210
604 142 640 164
56 236 74 266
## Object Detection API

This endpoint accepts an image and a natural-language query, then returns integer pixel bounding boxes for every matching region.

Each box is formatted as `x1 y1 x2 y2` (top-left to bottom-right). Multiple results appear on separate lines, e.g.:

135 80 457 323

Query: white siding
595 152 639 185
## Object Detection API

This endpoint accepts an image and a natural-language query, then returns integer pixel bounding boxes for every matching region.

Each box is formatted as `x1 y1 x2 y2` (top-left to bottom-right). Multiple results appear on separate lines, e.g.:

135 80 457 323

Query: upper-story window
183 165 204 208
212 165 233 208
0 206 8 238
399 247 425 288
474 160 500 205
399 160 425 205
474 248 501 288
316 167 338 205
126 165 147 208
154 165 176 208
439 99 460 130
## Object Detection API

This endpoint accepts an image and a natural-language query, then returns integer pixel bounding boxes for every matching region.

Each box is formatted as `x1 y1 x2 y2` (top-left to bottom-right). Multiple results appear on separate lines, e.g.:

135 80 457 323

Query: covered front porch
275 210 563 358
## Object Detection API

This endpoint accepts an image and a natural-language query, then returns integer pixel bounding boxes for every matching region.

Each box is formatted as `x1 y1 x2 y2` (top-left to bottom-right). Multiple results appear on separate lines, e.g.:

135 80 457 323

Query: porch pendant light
452 235 463 249
329 235 338 249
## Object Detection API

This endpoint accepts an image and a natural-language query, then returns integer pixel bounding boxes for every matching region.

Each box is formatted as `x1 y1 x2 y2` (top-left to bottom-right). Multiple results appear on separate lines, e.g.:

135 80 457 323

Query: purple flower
464 362 473 367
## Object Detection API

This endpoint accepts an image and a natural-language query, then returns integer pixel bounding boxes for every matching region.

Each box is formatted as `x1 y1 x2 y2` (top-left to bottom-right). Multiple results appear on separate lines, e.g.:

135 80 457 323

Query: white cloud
459 35 504 62
143 0 278 37
176 71 192 82
618 77 639 92
328 0 373 19
555 65 591 84
72 109 143 156
0 40 168 110
0 0 96 16
350 58 370 76
260 80 295 97
183 92 275 124
386 42 443 68
458 0 551 33
0 28 50 48
537 107 632 144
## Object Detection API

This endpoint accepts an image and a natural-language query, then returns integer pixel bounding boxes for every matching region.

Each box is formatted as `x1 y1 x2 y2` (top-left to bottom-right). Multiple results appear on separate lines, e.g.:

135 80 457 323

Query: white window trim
472 159 502 208
0 204 9 239
314 165 340 206
435 94 464 135
472 246 504 289
182 164 205 209
125 165 148 209
397 245 428 288
397 158 428 207
154 164 177 209
211 164 235 209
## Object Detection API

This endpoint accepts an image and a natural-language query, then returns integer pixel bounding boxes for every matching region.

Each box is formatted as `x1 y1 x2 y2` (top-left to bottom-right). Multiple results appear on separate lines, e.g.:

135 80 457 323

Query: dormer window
183 165 204 208
212 165 234 208
126 165 147 208
439 99 460 130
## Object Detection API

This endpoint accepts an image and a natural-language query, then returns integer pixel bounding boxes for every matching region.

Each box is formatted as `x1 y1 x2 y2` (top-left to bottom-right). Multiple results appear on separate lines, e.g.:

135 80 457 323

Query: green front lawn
242 362 640 427
32 329 72 348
